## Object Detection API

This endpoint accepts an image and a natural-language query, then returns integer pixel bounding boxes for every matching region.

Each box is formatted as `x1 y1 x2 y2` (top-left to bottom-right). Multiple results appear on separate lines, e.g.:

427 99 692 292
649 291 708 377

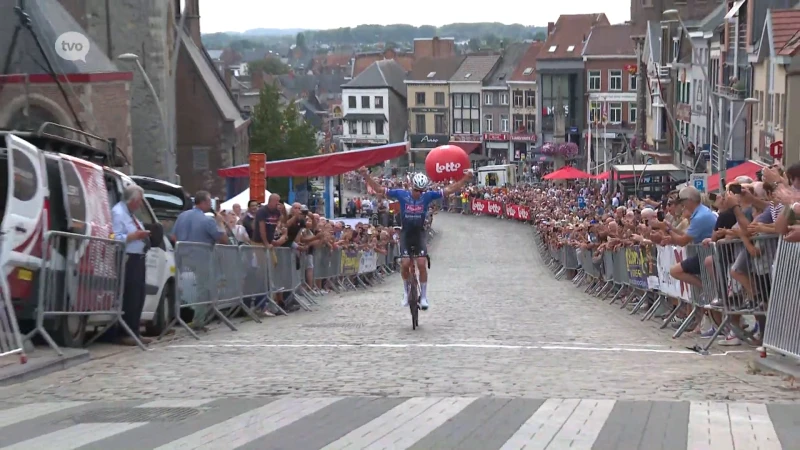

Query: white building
340 60 408 154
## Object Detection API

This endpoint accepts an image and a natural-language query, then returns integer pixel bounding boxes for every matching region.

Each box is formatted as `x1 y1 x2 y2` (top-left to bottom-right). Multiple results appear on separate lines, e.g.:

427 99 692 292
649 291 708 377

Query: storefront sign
511 133 537 142
410 134 449 148
340 138 387 145
676 103 692 122
451 134 481 142
410 107 447 113
483 133 509 141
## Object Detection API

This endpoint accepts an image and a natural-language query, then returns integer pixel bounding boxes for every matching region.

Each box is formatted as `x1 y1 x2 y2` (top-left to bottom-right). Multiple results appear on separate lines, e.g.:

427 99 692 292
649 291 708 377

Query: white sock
421 283 427 299
404 280 410 295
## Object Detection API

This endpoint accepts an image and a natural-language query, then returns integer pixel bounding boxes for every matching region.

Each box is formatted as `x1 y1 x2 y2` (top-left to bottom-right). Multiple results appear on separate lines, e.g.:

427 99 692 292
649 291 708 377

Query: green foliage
248 57 290 75
296 32 307 49
228 39 266 52
250 83 318 197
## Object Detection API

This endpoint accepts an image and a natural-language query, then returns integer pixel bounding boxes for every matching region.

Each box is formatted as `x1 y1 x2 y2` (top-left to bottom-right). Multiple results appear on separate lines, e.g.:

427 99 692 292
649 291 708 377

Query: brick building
0 0 133 166
351 37 456 78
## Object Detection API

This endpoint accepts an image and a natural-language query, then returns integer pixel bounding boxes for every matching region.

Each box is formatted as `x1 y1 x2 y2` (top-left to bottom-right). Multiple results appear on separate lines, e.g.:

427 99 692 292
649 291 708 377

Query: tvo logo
435 161 461 173
487 203 501 214
55 32 90 62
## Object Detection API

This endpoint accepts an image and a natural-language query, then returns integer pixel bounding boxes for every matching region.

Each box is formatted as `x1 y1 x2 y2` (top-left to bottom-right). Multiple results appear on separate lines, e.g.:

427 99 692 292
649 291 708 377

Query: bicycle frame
396 251 430 330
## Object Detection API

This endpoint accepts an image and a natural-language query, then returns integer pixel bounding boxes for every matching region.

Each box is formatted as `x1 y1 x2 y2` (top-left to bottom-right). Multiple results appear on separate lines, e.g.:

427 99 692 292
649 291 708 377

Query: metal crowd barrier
0 267 26 363
761 238 800 360
25 231 143 355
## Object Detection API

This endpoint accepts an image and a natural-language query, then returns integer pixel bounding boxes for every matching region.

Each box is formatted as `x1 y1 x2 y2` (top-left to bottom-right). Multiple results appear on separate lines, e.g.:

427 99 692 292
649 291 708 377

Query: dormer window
567 45 575 52
523 67 533 75
548 45 557 52
427 71 436 78
464 73 472 78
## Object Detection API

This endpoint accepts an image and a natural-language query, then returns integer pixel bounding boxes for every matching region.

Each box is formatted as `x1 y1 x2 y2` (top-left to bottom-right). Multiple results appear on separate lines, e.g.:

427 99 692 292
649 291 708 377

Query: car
1 123 176 346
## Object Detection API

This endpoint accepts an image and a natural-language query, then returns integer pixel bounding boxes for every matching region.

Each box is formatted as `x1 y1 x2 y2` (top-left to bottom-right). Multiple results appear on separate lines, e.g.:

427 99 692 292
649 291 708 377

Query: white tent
220 188 291 212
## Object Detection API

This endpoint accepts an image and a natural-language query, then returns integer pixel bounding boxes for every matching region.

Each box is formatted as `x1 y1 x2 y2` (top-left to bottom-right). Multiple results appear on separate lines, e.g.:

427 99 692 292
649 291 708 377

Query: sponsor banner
656 245 692 301
504 204 531 221
470 198 503 216
624 247 649 290
358 251 377 274
340 249 360 276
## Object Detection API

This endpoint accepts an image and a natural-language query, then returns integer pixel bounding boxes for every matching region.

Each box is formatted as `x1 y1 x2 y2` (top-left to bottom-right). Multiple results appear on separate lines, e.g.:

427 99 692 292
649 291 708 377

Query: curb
0 348 90 387
751 353 800 379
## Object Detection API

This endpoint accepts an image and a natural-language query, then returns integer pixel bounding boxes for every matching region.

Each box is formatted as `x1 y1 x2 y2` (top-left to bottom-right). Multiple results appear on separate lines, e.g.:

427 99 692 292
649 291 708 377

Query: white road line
0 402 86 429
500 398 581 449
154 397 340 449
689 401 735 450
728 403 782 450
137 399 218 408
0 423 146 450
166 342 748 356
546 399 616 449
321 397 475 450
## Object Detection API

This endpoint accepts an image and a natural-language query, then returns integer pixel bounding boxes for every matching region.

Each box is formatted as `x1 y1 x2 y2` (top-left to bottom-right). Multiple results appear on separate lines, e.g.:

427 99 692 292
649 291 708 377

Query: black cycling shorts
399 227 427 257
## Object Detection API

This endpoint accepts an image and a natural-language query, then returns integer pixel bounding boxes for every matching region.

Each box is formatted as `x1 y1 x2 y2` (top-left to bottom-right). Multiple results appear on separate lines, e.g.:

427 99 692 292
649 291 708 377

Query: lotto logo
506 207 515 217
519 208 530 220
473 202 485 212
435 162 461 173
488 203 501 214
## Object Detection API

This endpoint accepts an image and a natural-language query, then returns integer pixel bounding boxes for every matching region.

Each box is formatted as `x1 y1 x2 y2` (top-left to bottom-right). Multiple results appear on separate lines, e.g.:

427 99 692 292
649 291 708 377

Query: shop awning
594 171 636 180
706 160 767 191
453 142 481 154
217 142 408 178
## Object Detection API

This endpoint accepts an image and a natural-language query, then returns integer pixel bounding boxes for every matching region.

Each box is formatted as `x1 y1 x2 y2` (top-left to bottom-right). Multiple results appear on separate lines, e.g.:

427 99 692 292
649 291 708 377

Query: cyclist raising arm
358 166 473 309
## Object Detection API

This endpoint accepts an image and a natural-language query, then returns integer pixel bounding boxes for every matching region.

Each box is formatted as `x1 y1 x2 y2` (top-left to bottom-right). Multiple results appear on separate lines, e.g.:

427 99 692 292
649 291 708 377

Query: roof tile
510 42 544 82
407 56 466 81
771 9 800 56
538 13 610 60
449 55 501 82
583 24 636 57
485 43 530 86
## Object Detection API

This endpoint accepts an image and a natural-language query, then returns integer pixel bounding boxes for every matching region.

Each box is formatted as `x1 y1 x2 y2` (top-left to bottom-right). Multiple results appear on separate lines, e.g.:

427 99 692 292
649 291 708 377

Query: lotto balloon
425 145 469 182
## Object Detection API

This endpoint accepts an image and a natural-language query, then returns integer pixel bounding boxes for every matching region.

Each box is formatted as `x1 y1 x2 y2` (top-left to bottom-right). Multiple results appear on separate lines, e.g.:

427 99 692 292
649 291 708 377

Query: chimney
182 0 202 49
224 68 233 89
547 22 555 35
432 36 440 58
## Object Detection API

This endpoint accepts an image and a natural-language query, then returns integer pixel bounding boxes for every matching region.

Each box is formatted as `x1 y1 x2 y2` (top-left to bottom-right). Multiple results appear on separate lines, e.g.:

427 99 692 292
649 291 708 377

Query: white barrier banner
358 251 377 274
656 245 692 301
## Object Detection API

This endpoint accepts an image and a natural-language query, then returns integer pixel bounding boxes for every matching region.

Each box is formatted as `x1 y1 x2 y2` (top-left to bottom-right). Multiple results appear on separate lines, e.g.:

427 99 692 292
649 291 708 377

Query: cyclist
358 166 473 309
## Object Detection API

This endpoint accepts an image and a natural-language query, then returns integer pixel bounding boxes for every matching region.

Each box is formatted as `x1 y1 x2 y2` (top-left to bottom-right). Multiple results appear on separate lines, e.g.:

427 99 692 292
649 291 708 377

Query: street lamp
117 53 174 181
719 97 759 192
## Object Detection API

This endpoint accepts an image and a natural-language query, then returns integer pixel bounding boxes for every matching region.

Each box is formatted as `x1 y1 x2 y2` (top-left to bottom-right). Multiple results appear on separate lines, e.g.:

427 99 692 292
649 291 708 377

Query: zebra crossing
0 396 797 449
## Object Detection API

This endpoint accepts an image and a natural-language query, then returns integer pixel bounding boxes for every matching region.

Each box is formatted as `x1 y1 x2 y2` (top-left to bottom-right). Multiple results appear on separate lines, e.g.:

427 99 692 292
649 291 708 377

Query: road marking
137 399 217 408
500 398 581 449
689 402 783 450
0 423 146 450
154 397 340 449
321 397 476 450
0 402 86 429
166 342 749 356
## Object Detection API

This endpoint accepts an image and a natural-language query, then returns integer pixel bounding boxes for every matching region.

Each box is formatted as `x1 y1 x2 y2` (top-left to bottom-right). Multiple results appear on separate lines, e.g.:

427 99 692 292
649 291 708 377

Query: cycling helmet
411 173 430 191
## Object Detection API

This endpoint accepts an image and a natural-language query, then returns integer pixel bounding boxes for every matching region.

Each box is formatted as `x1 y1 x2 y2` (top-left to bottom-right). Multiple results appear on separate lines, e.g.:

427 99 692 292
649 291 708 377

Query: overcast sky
200 1 631 33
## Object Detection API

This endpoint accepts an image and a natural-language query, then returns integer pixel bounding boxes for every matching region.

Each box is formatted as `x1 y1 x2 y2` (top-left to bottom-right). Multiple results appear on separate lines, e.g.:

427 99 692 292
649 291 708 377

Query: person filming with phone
111 185 155 346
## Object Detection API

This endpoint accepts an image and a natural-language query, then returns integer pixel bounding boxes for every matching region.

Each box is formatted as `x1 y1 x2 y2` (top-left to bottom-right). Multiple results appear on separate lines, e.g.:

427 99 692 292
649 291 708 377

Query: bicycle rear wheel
409 283 419 330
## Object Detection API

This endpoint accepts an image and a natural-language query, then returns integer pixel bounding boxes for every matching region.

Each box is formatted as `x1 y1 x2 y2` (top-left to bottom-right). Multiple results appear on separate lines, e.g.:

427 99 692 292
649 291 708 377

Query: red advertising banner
470 198 531 222
504 203 531 221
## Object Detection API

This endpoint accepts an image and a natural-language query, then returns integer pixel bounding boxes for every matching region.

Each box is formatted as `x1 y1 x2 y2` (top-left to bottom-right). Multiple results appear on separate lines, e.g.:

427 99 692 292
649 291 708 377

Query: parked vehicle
0 123 176 346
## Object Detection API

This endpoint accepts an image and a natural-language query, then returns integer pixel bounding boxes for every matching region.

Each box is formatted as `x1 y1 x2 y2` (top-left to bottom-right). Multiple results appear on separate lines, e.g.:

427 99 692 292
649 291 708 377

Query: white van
477 164 518 187
0 124 176 346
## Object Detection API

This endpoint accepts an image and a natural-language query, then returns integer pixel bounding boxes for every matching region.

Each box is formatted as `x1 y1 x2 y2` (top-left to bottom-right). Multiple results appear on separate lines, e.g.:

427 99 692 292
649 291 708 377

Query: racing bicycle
396 245 430 330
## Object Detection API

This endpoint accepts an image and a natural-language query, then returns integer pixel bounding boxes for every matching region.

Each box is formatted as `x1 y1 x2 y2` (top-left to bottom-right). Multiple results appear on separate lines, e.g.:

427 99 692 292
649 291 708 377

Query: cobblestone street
1 213 797 405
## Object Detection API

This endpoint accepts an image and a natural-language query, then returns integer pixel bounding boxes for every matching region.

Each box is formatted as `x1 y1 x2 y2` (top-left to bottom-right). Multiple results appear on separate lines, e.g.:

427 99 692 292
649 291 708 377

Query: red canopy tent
706 160 766 192
216 142 408 178
593 171 635 180
543 166 593 180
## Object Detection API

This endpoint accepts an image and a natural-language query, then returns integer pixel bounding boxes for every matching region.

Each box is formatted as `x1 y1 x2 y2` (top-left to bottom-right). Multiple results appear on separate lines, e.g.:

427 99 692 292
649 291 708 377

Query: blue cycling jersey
387 189 443 229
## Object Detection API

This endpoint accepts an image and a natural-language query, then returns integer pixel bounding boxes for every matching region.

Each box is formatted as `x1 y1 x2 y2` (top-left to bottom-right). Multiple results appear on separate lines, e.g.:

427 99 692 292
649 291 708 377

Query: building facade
536 14 609 160
507 43 543 162
582 24 638 173
642 20 675 160
340 60 408 167
448 55 501 162
481 43 529 164
405 56 465 168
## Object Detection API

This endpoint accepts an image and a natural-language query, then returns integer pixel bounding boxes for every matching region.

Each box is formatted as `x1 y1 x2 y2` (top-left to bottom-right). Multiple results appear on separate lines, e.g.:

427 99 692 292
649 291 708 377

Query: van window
0 154 8 222
59 159 88 227
12 148 37 202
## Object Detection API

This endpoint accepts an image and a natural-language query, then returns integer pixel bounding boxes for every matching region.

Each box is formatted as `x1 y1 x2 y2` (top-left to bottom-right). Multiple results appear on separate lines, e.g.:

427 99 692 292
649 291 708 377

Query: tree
250 83 318 198
296 32 307 49
248 57 289 76
468 38 481 52
484 34 500 49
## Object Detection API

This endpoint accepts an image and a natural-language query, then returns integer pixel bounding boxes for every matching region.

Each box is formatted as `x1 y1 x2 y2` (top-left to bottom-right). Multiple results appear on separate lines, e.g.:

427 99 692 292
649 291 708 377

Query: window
434 92 445 105
484 92 493 105
525 114 536 133
548 45 557 52
361 96 370 108
471 119 480 133
375 120 385 135
348 120 357 134
361 120 371 134
453 94 462 108
567 45 575 52
513 114 524 132
348 96 356 108
629 72 637 91
375 96 384 108
513 90 523 107
525 90 535 108
434 114 446 134
609 102 622 123
454 119 462 134
471 94 480 109
415 92 426 106
588 71 601 91
415 114 426 133
523 67 533 75
776 93 783 129
588 101 601 124
628 102 637 124
609 70 622 91
484 114 493 132
500 114 509 132
500 92 509 105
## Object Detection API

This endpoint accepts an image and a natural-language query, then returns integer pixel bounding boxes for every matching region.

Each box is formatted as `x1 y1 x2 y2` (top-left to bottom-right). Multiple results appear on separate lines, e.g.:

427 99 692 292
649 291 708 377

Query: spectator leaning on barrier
111 185 152 346
241 200 259 240
772 162 800 241
171 191 229 330
667 186 716 290
253 194 283 247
